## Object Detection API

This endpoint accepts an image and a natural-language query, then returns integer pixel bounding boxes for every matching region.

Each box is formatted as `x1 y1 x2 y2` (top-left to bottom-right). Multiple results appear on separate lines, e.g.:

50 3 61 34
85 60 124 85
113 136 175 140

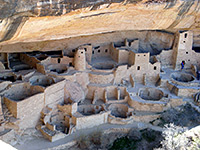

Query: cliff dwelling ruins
0 29 199 144
0 0 200 149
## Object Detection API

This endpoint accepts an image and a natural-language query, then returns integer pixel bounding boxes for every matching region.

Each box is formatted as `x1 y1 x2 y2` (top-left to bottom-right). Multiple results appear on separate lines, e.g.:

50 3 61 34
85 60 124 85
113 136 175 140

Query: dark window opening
42 50 62 56
84 48 87 52
81 51 83 54
183 41 185 43
72 49 75 52
58 58 61 63
69 62 73 66
186 52 188 54
144 55 146 56
154 66 157 70
105 49 108 53
137 66 140 70
128 42 131 47
188 59 190 61
92 51 94 54
98 50 100 53
94 46 100 49
185 33 187 38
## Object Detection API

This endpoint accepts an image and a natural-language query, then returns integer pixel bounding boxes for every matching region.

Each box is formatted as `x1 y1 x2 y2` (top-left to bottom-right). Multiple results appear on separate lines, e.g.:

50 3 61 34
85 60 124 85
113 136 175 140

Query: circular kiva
139 88 164 101
171 73 195 83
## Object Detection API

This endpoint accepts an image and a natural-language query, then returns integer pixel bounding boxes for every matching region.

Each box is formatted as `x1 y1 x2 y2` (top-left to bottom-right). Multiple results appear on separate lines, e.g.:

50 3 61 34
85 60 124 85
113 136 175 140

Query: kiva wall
72 112 109 130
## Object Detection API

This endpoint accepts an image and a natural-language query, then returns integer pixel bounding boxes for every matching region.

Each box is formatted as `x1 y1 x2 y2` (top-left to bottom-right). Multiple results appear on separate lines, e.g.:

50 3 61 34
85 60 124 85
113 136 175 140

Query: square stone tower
173 31 193 70
74 48 86 71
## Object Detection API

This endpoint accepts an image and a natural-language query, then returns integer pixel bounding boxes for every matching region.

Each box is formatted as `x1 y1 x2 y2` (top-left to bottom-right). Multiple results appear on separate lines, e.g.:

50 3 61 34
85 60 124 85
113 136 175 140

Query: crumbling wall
20 53 40 68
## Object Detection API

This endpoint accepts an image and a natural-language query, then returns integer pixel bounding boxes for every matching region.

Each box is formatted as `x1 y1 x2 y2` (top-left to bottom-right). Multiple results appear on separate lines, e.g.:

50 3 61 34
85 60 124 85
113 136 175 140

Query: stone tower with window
173 31 193 70
74 48 86 71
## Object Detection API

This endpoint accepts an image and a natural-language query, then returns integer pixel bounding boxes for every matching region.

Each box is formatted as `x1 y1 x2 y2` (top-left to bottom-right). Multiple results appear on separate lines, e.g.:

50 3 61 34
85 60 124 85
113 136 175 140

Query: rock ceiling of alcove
0 0 199 52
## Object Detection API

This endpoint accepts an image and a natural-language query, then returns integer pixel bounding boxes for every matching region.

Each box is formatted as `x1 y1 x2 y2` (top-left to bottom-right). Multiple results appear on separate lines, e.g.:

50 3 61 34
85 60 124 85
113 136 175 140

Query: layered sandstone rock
0 0 199 52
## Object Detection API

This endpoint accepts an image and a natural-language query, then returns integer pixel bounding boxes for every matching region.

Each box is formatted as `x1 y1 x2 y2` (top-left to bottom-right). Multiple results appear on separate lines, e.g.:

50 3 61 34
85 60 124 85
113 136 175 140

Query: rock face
0 0 199 52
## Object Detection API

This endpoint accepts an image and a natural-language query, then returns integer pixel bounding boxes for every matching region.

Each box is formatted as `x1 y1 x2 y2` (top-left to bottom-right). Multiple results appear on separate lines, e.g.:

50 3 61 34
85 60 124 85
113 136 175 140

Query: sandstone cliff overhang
0 0 199 52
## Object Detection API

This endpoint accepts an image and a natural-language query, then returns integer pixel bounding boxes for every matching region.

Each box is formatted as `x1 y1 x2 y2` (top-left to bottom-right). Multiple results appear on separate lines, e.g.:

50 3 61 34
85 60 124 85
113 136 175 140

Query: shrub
157 123 189 150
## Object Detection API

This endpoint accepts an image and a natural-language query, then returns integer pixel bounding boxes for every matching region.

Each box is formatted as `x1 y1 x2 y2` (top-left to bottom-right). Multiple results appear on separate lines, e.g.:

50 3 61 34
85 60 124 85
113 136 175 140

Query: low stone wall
127 95 166 112
89 72 114 84
167 81 200 97
87 84 122 101
177 88 200 97
40 126 66 142
4 92 45 129
86 84 105 101
72 111 109 130
44 80 66 106
108 114 133 125
108 113 160 124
